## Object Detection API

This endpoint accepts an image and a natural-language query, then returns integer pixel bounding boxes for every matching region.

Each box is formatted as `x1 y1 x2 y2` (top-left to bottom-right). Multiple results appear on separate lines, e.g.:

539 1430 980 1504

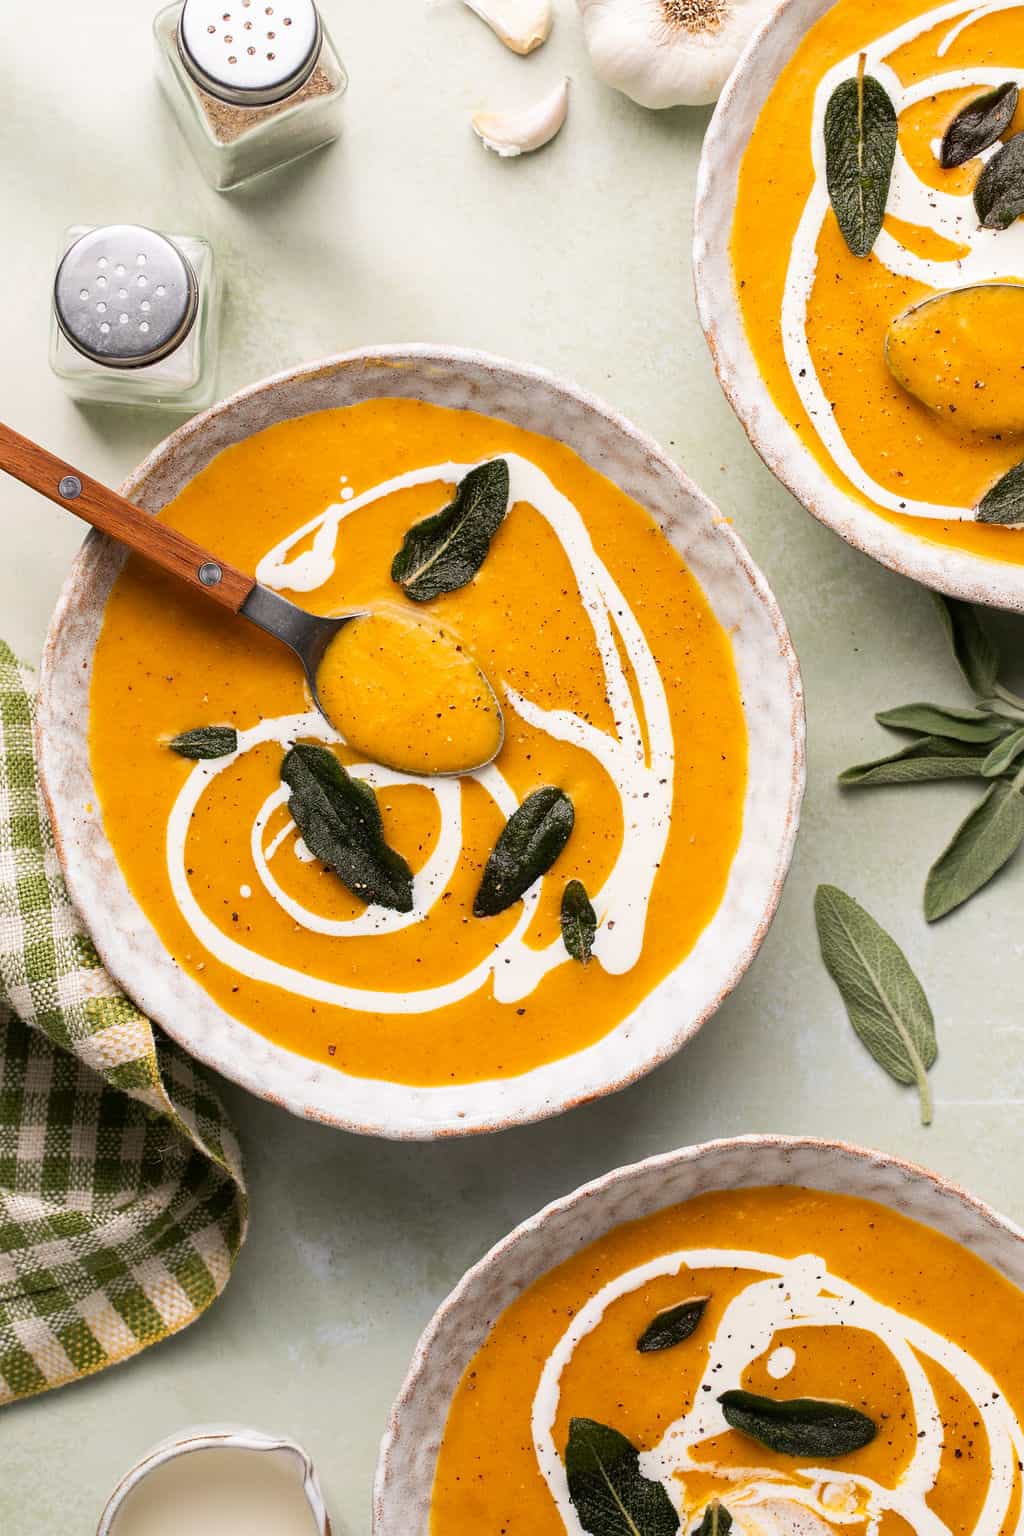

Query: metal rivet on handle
198 562 224 587
58 476 82 500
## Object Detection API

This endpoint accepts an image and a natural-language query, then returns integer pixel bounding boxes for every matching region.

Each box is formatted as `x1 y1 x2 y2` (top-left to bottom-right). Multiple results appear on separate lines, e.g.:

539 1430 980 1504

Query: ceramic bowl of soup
695 0 1024 610
375 1135 1024 1534
37 346 803 1138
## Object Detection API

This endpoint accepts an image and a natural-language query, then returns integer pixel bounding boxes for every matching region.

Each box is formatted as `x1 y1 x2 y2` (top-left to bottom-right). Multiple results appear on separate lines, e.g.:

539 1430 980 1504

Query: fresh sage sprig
565 1418 679 1536
815 885 937 1125
692 1502 731 1536
281 743 414 913
391 459 510 602
925 774 1024 920
974 132 1024 229
562 879 597 964
839 735 998 786
718 1391 877 1459
940 81 1019 169
824 54 898 257
168 726 238 760
636 1296 708 1354
875 702 1008 743
474 786 574 917
977 458 1024 525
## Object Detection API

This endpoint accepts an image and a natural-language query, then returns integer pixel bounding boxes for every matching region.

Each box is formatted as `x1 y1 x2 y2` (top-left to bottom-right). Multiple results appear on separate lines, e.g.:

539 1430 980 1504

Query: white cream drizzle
783 0 1024 522
164 456 675 1013
530 1247 1024 1535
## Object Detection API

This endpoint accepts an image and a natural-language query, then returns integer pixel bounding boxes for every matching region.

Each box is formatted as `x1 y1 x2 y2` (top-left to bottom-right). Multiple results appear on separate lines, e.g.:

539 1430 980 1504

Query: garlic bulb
462 0 553 54
577 0 778 108
472 77 569 157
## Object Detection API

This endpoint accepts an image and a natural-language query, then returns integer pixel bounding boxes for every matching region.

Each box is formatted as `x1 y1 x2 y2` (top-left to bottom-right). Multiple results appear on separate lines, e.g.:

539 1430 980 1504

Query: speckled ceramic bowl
37 346 804 1139
693 0 1024 613
374 1134 1024 1533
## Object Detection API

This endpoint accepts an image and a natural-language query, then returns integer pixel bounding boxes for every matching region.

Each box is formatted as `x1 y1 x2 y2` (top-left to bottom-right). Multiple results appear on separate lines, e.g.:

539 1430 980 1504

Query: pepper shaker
153 0 348 190
49 225 219 410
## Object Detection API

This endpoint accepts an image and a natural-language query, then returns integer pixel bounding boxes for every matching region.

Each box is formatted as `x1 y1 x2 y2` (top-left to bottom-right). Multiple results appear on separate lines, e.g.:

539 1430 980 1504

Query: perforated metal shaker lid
178 0 322 107
54 226 199 370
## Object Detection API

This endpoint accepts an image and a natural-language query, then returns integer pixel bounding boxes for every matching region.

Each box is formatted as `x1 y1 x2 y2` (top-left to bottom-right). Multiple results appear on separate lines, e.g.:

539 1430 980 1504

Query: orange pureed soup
88 401 747 1086
733 0 1024 563
432 1185 1024 1534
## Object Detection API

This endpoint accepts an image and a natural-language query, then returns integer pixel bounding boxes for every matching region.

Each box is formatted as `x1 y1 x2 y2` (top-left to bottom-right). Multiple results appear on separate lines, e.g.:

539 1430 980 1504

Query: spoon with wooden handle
0 420 505 774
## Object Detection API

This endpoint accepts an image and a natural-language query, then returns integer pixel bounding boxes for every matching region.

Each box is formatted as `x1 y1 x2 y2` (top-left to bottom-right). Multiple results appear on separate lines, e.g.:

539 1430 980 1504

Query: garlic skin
472 77 569 157
577 0 779 108
462 0 553 54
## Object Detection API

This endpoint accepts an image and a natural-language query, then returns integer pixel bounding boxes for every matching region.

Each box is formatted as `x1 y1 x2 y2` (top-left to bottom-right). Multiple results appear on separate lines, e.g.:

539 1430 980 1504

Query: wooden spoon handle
0 420 256 612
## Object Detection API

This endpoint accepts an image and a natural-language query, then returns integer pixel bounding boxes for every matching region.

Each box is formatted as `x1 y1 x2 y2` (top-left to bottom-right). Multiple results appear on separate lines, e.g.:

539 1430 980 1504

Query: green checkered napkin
0 640 247 1404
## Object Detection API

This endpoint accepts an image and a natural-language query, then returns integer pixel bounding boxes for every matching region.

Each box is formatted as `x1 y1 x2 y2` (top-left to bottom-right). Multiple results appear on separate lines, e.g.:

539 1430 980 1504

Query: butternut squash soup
87 401 747 1087
431 1185 1024 1535
733 0 1024 562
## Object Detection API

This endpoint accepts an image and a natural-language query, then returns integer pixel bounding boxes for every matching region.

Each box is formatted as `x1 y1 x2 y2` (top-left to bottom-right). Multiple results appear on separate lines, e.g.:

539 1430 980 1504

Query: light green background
2 1 1023 1530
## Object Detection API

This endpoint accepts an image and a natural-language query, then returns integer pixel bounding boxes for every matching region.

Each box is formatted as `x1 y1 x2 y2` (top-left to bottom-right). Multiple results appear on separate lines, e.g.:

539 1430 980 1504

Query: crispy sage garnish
636 1296 708 1354
474 786 574 917
824 54 897 257
168 726 238 760
977 459 1024 525
561 879 597 964
974 131 1024 228
840 735 996 787
931 592 1000 698
718 1390 877 1459
281 743 414 913
391 459 510 602
940 81 1019 169
925 777 1024 921
565 1418 679 1536
875 702 1009 743
692 1502 731 1536
815 885 937 1125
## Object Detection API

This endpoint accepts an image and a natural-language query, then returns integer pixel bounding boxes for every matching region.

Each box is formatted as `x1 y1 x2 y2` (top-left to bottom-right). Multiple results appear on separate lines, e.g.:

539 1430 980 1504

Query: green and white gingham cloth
0 640 247 1405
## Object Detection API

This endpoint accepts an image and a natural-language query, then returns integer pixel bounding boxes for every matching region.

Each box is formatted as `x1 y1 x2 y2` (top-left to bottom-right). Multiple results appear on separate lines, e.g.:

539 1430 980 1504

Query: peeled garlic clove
462 0 552 54
472 77 569 157
886 283 1024 435
577 0 779 109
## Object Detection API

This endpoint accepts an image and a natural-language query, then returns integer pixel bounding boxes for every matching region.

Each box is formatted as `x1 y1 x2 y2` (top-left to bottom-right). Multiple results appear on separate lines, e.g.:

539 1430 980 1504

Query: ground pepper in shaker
153 0 347 191
49 225 219 410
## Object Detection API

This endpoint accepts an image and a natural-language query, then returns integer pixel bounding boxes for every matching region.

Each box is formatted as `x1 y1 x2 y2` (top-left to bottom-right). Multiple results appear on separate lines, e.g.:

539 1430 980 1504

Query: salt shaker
153 0 348 191
49 225 219 410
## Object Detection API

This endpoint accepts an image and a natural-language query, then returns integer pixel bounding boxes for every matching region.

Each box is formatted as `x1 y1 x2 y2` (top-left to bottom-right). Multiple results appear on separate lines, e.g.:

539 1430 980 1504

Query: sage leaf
974 131 1024 229
875 702 1009 743
565 1418 679 1536
692 1503 732 1536
168 726 238 760
983 726 1024 777
941 81 1019 169
637 1296 708 1354
718 1391 877 1459
840 735 994 787
815 885 937 1125
281 743 414 913
391 459 510 602
977 458 1024 525
924 779 1024 920
824 57 898 257
931 592 1000 698
474 786 574 917
562 879 597 964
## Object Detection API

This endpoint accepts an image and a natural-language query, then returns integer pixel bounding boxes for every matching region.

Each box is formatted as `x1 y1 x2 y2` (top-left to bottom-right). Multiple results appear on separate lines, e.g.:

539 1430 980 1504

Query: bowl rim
692 0 1024 613
373 1131 1024 1530
37 343 805 1139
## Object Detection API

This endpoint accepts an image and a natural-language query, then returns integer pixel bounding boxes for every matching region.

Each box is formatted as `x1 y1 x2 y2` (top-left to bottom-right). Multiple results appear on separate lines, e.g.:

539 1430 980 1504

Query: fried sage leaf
637 1296 708 1354
840 735 994 787
975 132 1024 229
824 56 898 257
391 458 510 602
941 80 1019 169
565 1418 679 1536
719 1391 877 1459
875 702 1009 743
977 458 1024 526
281 743 414 913
168 726 238 760
815 885 937 1125
924 778 1024 921
931 592 1000 698
474 786 574 917
561 879 597 965
983 726 1024 777
692 1502 732 1536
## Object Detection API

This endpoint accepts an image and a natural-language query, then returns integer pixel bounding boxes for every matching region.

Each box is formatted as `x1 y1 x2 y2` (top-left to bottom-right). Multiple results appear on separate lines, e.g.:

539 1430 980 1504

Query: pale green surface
2 1 1024 1530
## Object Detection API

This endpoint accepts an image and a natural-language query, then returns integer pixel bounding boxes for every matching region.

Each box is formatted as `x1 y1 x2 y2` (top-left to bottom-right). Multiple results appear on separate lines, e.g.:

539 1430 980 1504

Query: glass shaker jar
49 225 219 409
153 0 348 191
